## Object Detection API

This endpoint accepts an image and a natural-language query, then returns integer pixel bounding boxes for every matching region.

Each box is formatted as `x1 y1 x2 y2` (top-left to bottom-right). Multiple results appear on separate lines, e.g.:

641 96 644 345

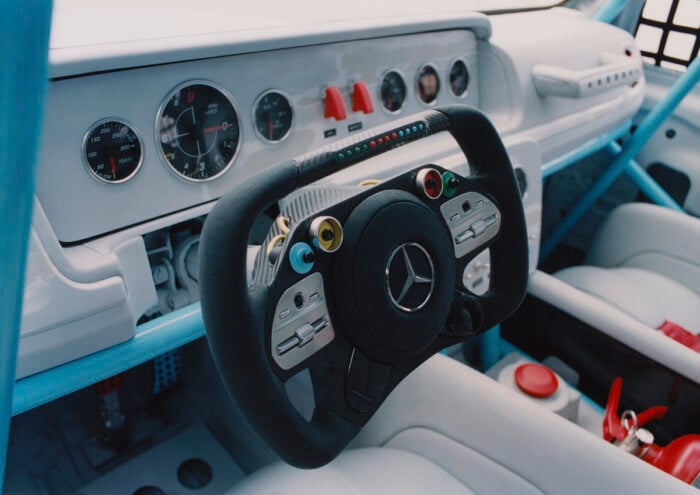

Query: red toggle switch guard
324 86 347 121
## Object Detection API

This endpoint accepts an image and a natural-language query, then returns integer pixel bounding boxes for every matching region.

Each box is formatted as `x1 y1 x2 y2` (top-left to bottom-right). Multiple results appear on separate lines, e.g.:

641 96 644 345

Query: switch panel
271 272 335 370
440 191 501 259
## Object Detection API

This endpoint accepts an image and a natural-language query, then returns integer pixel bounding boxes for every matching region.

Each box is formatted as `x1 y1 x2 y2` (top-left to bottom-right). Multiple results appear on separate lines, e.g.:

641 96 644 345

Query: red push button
324 86 347 121
514 363 558 398
351 81 374 114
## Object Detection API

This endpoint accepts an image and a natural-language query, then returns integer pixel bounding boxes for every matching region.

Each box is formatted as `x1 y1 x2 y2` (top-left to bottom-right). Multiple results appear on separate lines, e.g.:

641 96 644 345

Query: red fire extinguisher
603 377 700 485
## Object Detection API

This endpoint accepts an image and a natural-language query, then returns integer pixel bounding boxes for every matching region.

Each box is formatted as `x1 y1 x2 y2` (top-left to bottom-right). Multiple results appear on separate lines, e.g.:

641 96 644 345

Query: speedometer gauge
157 81 240 182
83 119 143 184
253 90 293 142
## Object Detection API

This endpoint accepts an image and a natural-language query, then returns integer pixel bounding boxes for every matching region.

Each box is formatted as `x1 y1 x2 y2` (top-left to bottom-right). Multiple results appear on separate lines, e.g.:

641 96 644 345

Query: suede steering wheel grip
199 105 529 469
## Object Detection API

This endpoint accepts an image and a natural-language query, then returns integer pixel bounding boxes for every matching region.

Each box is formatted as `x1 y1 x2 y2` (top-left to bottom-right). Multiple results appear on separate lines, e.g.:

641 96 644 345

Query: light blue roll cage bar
0 1 53 490
0 0 697 489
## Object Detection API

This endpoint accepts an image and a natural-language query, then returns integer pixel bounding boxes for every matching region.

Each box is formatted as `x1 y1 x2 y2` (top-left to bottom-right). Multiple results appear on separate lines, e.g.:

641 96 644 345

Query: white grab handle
532 52 643 98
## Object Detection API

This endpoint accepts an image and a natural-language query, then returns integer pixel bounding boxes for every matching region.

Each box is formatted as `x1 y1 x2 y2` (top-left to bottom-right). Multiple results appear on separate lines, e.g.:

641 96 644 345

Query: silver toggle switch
455 229 475 244
295 323 316 347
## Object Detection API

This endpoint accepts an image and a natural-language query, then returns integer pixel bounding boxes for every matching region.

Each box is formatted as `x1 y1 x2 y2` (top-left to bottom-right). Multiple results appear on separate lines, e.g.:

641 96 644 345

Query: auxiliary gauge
83 119 143 184
380 70 407 113
449 59 470 97
253 90 293 142
156 81 240 182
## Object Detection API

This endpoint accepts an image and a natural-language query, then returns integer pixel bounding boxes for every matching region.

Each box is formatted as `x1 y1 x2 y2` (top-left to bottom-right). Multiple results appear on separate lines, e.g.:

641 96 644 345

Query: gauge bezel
251 89 294 144
378 69 409 116
82 117 144 185
447 57 470 99
415 63 441 107
155 79 242 184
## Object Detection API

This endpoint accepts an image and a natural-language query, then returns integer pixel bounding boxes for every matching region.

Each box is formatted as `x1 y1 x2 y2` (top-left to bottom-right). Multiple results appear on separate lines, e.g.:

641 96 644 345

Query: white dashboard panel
38 30 478 242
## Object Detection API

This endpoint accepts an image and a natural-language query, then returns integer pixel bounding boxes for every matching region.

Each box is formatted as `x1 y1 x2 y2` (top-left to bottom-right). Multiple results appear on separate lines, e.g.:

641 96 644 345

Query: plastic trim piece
532 52 642 99
49 13 492 79
12 303 205 417
0 1 53 490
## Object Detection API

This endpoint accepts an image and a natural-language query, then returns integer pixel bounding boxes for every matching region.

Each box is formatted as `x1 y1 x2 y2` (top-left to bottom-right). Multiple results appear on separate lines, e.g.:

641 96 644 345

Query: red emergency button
324 86 347 121
351 81 374 114
514 363 558 398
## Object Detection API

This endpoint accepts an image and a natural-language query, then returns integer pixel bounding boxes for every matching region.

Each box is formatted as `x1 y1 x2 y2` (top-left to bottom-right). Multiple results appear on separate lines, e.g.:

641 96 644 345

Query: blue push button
289 242 314 274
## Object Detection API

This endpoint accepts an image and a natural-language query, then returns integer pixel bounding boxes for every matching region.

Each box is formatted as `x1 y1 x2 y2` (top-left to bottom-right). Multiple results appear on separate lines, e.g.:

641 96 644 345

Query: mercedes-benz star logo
385 242 435 313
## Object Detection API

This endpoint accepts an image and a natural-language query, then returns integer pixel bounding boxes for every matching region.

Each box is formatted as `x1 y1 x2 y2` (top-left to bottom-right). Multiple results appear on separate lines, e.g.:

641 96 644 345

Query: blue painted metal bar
594 0 632 23
12 303 205 417
605 141 684 211
0 1 53 489
478 325 502 371
541 57 700 261
541 121 632 178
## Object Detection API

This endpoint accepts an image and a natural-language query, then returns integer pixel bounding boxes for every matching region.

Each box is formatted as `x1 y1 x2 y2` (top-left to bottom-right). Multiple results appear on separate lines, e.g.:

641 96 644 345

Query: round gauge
157 81 240 182
380 70 407 113
253 91 293 142
83 119 143 184
417 64 440 105
449 59 470 97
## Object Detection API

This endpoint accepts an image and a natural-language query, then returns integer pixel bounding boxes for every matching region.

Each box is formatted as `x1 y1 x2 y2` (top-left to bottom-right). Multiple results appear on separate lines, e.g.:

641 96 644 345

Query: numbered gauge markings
83 119 143 184
157 81 240 182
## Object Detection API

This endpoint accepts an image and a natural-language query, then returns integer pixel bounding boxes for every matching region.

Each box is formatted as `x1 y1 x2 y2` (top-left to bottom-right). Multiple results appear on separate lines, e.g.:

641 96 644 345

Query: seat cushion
227 447 474 495
586 203 700 295
554 266 700 332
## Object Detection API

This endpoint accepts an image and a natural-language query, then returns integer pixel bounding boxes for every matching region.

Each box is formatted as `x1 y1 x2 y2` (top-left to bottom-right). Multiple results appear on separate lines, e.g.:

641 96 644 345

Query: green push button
442 171 458 198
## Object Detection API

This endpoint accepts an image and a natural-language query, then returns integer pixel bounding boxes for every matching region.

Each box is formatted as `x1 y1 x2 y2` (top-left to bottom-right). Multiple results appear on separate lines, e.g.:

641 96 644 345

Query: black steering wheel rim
199 105 529 468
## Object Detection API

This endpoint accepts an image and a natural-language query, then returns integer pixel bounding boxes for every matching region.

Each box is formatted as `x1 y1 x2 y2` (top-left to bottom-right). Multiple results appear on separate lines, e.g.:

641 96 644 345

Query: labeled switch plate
271 272 335 370
440 191 501 259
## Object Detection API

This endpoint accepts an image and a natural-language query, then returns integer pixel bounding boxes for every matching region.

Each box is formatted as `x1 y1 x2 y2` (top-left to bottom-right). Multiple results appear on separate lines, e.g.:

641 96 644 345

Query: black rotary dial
254 91 293 142
83 120 142 183
380 71 407 113
157 82 240 181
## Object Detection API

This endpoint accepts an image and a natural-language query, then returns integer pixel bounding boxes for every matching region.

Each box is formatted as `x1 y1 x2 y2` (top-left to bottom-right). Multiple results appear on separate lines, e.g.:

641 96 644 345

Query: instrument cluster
82 59 471 185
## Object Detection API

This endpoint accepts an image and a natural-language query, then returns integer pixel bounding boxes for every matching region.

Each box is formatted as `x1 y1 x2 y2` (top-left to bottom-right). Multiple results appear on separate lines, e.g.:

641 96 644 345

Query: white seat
553 203 700 333
227 354 693 494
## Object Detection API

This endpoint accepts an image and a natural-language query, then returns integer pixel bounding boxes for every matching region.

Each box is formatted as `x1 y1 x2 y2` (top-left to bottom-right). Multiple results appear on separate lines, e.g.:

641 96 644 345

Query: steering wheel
199 105 529 468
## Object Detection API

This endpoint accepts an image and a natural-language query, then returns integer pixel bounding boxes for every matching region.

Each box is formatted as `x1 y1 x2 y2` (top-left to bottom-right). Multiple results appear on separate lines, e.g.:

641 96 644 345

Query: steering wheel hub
334 190 455 362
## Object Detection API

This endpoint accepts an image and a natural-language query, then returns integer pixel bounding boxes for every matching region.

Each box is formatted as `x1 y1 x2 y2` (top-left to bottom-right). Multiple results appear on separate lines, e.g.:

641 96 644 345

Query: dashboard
41 30 478 243
19 5 645 380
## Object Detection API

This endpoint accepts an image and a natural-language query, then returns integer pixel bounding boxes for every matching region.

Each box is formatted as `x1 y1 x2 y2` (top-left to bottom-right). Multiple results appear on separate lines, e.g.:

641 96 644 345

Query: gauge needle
204 124 226 133
196 140 202 158
109 157 117 177
191 106 196 125
268 120 274 140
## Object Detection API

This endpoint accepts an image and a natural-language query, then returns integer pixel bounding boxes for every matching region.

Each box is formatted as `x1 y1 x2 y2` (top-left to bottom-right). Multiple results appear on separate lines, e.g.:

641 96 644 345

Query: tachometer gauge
253 90 293 142
83 119 143 184
157 81 240 182
380 70 407 113
449 59 470 97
